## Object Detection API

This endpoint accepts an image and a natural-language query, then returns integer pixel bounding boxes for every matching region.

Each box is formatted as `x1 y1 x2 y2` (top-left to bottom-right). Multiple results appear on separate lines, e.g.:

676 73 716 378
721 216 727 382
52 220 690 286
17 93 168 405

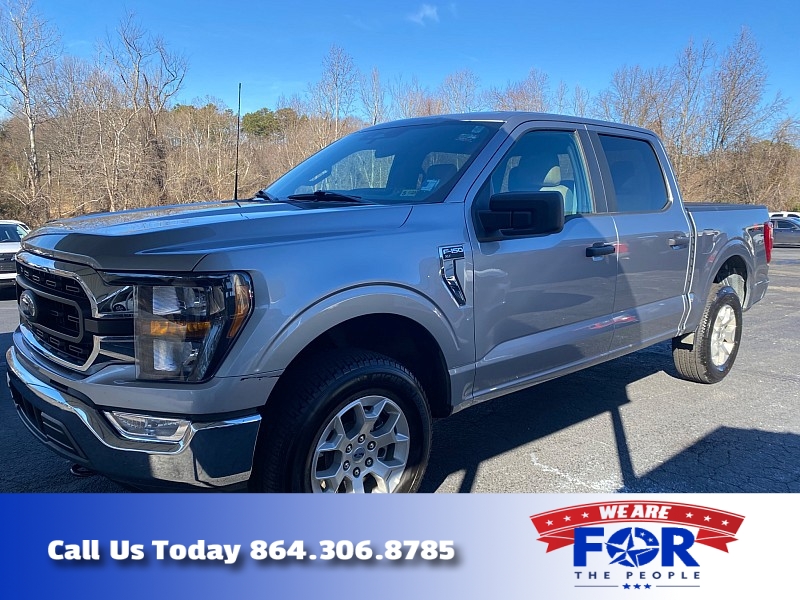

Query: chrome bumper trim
6 346 261 488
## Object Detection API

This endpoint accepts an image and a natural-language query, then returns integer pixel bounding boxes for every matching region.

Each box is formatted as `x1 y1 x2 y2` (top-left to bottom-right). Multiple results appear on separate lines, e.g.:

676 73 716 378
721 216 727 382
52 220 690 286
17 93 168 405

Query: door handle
669 234 690 248
586 242 616 258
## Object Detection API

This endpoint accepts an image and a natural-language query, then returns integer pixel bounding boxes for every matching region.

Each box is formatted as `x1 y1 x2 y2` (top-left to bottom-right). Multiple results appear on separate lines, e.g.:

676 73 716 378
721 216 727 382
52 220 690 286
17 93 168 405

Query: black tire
672 284 743 384
252 349 432 493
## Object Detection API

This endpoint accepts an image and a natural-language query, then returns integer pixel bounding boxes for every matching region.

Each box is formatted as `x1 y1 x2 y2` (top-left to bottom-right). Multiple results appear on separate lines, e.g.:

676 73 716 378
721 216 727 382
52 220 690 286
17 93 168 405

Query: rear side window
774 219 799 230
598 134 669 213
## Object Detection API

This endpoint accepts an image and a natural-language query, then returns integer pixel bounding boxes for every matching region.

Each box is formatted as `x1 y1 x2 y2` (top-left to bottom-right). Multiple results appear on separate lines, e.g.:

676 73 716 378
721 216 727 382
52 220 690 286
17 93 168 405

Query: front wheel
672 284 743 384
252 350 432 493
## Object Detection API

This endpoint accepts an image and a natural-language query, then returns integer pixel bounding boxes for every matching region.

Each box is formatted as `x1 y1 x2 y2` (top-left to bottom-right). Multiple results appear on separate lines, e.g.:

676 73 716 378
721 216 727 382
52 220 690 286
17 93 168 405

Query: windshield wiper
252 189 283 202
287 190 364 203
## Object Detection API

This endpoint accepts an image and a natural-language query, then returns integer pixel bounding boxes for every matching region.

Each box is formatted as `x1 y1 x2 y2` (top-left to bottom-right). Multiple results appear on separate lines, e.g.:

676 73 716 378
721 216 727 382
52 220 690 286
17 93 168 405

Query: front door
470 125 618 398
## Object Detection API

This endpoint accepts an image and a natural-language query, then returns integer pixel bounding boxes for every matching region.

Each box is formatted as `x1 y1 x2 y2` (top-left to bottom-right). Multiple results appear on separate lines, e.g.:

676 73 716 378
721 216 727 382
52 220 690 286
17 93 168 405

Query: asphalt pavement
1 248 798 493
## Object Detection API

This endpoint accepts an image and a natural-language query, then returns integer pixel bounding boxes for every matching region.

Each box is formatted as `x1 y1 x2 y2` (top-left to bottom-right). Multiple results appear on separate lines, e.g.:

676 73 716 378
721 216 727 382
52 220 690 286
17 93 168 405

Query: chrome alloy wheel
310 395 410 493
710 304 738 367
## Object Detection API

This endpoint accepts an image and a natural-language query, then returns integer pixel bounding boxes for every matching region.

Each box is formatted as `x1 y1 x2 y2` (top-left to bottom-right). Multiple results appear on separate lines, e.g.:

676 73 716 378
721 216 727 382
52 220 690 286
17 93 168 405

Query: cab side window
482 130 594 217
598 134 669 213
774 219 799 230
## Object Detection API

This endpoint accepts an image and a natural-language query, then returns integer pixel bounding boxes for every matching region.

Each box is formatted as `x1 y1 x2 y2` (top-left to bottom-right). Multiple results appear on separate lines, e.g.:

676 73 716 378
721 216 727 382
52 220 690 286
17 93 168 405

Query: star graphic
546 520 553 526
623 584 631 589
704 515 711 522
607 528 659 568
564 515 571 522
634 584 641 589
644 584 651 589
722 520 729 526
686 512 693 518
582 512 590 518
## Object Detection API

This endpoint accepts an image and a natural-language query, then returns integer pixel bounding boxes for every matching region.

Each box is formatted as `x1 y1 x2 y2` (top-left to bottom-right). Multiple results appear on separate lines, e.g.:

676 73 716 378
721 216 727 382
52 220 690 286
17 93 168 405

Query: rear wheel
672 284 742 384
253 350 432 493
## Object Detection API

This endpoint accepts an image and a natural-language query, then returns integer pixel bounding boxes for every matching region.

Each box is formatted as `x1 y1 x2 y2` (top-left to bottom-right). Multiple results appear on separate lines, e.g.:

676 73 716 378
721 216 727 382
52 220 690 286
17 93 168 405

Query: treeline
1 0 798 227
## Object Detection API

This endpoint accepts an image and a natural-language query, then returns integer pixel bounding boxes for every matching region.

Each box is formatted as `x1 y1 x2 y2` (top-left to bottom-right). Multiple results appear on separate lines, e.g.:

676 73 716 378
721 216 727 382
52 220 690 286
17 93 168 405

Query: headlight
133 273 252 382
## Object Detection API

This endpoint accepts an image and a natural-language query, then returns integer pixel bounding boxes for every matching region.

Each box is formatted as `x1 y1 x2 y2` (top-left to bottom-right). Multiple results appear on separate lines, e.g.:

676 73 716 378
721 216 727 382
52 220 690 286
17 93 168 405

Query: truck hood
0 241 21 254
22 200 412 271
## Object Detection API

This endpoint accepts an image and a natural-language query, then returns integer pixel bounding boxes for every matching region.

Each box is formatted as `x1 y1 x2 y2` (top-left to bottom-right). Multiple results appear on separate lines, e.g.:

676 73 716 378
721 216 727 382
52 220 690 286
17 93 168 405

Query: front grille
32 293 82 337
16 262 94 365
0 252 14 273
16 263 87 299
30 326 94 365
14 253 135 371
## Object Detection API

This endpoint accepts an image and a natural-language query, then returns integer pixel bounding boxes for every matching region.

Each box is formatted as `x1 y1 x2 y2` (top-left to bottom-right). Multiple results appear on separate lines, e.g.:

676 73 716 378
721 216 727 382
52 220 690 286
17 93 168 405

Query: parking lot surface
1 248 798 493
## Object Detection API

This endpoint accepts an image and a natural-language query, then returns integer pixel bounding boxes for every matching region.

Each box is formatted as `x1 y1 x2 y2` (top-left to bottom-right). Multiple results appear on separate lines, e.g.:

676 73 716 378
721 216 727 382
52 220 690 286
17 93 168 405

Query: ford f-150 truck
6 112 772 493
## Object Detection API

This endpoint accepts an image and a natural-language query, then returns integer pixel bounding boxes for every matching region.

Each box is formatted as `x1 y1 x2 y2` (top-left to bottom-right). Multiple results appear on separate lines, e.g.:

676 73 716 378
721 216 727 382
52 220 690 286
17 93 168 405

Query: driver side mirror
478 191 565 240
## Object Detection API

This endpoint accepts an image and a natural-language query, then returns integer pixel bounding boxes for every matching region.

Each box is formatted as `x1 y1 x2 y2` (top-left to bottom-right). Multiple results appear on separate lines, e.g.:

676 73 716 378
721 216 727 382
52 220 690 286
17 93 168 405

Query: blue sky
37 0 799 118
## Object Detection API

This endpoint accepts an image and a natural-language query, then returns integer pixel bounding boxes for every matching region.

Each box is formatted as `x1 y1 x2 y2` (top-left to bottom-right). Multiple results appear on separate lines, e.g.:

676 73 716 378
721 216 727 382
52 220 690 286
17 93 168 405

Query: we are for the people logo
530 501 744 591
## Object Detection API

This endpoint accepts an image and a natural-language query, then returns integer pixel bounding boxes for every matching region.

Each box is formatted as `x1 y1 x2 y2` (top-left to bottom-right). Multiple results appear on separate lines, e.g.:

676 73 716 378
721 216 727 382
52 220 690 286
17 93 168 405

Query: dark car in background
770 217 800 247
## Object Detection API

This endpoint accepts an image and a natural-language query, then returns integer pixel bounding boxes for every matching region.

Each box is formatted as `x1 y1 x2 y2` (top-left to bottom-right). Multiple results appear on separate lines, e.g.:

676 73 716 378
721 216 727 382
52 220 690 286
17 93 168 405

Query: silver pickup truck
6 112 772 493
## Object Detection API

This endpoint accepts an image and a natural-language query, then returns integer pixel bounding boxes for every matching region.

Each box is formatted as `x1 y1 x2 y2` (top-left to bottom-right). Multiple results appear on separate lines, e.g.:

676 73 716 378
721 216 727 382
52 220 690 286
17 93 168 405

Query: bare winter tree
486 67 551 112
663 39 714 196
309 44 357 144
571 84 590 117
553 80 569 114
734 119 799 205
164 98 242 200
359 66 386 126
706 27 784 152
439 68 481 113
273 94 316 170
94 13 187 210
44 56 103 216
0 0 59 218
389 75 442 118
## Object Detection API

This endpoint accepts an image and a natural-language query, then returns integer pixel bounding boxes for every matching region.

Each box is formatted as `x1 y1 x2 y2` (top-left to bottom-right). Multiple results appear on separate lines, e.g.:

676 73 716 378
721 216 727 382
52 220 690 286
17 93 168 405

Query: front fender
250 285 468 377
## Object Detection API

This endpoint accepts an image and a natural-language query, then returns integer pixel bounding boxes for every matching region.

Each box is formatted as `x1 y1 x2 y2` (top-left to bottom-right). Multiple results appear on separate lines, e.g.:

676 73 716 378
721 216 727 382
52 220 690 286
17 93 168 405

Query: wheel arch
258 287 460 419
698 240 754 308
712 253 749 306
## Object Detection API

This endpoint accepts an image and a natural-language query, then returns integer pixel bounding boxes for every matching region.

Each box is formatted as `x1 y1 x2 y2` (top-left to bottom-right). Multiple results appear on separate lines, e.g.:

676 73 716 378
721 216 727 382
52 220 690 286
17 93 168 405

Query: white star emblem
582 512 589 518
546 520 553 526
564 515 571 522
722 520 729 526
704 516 711 522
686 512 693 518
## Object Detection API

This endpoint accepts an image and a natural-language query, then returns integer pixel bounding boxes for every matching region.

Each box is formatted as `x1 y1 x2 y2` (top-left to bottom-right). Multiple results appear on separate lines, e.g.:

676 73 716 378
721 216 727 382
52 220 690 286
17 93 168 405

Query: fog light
106 412 190 443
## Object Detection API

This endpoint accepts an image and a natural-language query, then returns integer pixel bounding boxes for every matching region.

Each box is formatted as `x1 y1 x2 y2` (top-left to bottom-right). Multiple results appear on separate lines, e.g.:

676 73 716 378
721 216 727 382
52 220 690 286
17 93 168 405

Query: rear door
588 128 692 351
468 122 619 397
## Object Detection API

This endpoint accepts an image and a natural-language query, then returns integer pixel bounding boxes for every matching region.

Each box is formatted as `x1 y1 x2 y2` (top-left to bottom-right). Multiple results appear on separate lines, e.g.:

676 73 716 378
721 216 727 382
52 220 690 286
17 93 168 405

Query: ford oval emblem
19 290 38 322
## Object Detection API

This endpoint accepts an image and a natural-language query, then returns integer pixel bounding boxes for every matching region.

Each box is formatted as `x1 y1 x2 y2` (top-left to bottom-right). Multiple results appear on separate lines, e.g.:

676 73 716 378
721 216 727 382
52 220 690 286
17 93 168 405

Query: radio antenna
233 82 242 200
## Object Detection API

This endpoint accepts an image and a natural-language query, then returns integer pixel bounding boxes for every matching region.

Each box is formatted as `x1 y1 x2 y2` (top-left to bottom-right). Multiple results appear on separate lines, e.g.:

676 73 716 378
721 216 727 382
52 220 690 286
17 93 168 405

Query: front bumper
6 346 262 490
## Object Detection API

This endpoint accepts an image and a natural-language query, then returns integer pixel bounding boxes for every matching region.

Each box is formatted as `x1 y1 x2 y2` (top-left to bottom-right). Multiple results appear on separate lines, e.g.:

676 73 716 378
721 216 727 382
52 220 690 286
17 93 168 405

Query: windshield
265 120 503 204
0 224 27 243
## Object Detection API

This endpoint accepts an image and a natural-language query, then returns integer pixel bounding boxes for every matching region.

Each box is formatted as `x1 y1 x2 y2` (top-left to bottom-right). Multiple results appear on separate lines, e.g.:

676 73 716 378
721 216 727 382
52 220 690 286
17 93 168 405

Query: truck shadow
420 341 800 493
420 344 665 493
618 427 800 493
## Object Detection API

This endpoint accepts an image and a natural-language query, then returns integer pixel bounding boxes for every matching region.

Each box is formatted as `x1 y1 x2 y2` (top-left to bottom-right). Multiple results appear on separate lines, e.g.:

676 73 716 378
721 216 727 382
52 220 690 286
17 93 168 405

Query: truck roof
363 111 658 137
